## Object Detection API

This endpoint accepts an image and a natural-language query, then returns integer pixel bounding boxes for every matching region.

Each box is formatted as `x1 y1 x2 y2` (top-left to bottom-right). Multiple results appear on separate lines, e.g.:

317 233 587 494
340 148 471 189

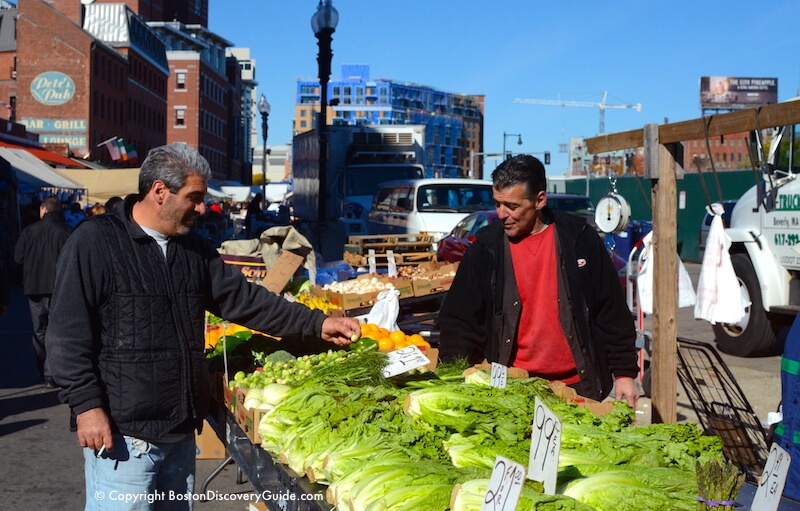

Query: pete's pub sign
31 72 75 106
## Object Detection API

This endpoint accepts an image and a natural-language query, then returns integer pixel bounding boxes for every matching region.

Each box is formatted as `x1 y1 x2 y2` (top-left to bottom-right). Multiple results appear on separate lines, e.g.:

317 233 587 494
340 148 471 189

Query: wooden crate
345 234 434 254
344 251 437 267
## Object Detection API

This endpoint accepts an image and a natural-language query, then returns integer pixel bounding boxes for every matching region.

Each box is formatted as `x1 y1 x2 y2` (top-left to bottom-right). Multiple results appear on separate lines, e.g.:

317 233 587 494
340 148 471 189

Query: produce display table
736 482 800 510
204 413 332 511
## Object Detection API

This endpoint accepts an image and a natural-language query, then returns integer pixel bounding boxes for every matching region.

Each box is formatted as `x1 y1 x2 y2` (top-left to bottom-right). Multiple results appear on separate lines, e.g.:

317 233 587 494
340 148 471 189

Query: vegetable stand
202 413 332 511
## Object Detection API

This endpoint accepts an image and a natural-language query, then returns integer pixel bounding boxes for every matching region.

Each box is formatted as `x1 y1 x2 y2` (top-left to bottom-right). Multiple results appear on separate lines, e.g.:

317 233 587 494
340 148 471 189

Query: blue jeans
83 434 196 511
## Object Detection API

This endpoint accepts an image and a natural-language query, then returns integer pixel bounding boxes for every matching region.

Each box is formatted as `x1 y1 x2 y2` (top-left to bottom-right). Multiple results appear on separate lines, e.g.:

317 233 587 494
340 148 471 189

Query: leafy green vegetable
696 458 745 511
561 470 696 511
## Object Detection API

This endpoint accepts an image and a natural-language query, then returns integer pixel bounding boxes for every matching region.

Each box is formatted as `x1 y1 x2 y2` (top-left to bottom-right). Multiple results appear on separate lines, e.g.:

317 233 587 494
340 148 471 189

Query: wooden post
644 123 680 423
583 100 800 423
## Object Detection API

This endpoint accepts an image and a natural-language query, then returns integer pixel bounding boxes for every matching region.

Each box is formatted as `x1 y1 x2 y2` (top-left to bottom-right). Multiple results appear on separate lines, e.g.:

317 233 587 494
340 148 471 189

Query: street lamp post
312 0 338 225
503 132 522 160
257 94 270 201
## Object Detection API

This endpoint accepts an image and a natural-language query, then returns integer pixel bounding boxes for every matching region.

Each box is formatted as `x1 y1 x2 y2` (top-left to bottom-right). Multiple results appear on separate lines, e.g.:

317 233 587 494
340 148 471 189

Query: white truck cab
715 121 800 356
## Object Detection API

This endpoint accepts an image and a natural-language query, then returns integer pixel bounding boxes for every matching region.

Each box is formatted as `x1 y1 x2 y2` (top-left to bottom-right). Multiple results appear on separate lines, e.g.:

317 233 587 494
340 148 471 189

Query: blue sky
209 0 799 176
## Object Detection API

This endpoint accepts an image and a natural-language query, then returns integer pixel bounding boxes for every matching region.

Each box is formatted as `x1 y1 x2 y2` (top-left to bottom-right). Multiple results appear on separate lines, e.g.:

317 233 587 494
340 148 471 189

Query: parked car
436 210 500 263
367 178 494 246
698 200 738 260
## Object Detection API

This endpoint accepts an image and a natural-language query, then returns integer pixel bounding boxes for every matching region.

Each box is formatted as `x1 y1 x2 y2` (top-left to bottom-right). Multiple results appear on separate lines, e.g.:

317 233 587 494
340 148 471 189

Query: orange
377 338 394 351
389 330 406 344
392 339 408 349
379 327 391 339
409 334 429 347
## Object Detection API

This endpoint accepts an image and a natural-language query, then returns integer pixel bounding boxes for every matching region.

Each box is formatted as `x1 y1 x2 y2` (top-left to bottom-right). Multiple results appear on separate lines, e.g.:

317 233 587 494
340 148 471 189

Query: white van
367 178 494 244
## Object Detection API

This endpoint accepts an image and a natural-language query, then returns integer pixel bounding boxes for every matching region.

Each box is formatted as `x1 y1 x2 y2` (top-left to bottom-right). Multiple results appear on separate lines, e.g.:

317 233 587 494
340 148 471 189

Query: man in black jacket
13 196 71 388
439 155 639 408
47 143 360 510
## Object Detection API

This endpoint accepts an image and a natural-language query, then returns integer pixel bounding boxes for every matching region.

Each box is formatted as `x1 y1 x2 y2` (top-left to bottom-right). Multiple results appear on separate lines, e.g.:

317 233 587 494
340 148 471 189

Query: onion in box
243 388 263 410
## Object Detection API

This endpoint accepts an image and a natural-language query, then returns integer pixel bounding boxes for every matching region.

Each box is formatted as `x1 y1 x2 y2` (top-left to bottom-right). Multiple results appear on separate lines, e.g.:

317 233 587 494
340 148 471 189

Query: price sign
528 396 562 495
368 249 377 275
386 250 398 277
382 345 430 377
752 443 791 511
482 455 526 511
490 362 507 389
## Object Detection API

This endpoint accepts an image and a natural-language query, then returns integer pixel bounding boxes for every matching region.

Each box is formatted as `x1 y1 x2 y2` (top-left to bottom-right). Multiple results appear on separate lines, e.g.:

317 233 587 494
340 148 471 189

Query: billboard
700 76 778 110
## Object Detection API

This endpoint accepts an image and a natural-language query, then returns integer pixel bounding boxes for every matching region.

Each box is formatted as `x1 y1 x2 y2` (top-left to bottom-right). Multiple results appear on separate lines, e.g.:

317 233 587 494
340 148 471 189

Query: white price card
482 455 526 511
752 443 791 511
368 249 377 275
382 345 430 377
528 396 562 495
490 362 507 389
386 249 398 277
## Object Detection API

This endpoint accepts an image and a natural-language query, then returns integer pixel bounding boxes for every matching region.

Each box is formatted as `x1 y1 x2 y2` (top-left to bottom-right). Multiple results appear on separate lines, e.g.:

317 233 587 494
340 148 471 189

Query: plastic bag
636 231 696 315
694 203 748 324
365 289 400 332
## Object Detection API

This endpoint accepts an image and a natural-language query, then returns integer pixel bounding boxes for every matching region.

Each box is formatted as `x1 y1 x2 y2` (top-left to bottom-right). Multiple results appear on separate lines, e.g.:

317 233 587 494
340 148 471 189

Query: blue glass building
295 64 484 179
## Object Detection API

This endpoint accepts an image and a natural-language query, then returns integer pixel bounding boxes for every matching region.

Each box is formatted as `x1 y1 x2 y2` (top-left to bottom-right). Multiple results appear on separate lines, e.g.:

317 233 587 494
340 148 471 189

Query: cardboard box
548 381 616 416
196 419 225 459
325 288 379 311
355 274 414 300
234 388 270 444
221 374 236 414
220 254 267 283
220 251 305 295
261 251 304 295
411 263 459 297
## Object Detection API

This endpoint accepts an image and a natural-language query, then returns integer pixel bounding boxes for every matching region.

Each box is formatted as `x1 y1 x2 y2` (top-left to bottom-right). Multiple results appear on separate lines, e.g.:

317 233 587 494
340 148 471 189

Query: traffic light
544 151 551 165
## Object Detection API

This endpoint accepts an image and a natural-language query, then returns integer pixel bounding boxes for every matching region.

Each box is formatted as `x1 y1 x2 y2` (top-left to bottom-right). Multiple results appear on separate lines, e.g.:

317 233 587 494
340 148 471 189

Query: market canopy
0 147 84 191
54 167 140 205
0 140 87 168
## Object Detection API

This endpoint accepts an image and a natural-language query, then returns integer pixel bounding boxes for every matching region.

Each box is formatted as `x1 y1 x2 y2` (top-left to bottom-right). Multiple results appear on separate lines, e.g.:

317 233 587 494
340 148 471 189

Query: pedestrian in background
47 142 360 510
13 196 72 388
64 202 85 228
245 192 265 238
87 203 106 217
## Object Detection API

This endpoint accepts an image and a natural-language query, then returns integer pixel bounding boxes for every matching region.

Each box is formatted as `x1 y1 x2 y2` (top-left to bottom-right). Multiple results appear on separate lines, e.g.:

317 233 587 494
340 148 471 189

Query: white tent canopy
53 167 140 205
0 147 84 191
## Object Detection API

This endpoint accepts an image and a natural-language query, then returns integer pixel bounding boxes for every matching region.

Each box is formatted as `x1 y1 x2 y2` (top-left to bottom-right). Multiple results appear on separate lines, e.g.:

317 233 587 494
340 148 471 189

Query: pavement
0 263 783 510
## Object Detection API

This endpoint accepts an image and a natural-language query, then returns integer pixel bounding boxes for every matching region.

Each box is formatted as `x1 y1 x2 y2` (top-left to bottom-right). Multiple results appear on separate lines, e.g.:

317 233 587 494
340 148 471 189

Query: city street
0 262 783 510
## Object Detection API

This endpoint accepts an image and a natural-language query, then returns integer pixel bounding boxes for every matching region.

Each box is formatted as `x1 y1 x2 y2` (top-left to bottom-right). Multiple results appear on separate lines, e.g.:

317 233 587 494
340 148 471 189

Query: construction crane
513 91 641 134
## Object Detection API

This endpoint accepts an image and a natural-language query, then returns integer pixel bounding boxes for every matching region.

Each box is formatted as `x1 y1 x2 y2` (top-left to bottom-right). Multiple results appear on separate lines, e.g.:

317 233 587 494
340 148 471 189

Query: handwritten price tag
752 443 791 511
482 455 526 511
386 250 398 277
528 396 562 495
382 345 430 377
490 363 507 389
368 249 377 275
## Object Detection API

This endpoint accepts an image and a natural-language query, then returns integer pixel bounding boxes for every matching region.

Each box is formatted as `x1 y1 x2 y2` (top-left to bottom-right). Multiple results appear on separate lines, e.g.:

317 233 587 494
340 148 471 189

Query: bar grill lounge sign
31 72 75 105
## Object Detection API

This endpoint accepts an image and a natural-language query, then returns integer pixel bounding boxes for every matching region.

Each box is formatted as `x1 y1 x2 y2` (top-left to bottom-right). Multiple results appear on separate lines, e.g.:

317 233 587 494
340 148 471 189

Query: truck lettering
773 232 800 247
773 217 790 227
776 194 800 211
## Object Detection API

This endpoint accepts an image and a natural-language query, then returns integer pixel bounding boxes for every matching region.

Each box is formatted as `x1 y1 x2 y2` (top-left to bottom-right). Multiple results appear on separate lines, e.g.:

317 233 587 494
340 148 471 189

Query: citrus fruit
389 330 406 344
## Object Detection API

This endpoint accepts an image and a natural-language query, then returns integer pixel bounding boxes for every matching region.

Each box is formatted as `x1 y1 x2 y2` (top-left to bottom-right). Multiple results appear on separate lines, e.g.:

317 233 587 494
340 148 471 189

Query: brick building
0 0 251 178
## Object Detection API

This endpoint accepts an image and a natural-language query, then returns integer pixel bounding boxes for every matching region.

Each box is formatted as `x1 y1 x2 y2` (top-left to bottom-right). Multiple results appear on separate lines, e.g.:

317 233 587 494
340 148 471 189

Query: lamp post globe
503 132 523 160
257 94 270 200
312 0 338 226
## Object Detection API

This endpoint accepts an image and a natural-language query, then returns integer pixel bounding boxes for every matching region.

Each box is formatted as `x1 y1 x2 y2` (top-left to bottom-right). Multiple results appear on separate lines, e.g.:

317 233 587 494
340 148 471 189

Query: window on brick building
177 72 186 89
176 109 185 126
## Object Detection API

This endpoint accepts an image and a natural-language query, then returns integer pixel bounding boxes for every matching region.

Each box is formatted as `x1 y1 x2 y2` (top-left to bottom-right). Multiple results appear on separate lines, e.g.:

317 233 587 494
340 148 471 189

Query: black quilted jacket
47 195 326 441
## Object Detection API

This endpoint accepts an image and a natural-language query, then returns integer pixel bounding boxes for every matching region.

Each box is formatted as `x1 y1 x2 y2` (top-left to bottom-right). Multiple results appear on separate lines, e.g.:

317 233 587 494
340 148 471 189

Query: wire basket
676 337 770 482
